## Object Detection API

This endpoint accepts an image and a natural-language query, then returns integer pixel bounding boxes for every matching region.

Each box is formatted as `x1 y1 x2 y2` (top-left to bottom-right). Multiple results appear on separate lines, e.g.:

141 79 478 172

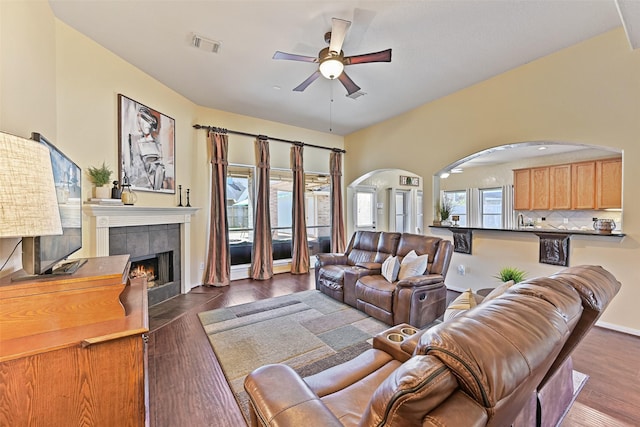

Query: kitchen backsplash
515 209 622 231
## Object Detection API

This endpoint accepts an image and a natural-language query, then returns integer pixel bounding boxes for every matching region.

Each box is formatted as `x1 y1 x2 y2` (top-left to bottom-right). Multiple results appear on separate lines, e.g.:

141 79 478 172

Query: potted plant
495 266 527 284
438 198 453 226
87 162 113 199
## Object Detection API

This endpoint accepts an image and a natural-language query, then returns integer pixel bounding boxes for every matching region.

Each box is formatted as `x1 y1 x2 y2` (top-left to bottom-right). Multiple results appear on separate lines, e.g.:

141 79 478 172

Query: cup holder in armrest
400 327 418 336
387 333 405 343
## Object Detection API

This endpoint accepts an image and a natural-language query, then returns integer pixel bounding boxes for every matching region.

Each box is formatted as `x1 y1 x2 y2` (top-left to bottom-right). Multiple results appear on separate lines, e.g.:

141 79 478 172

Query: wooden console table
0 255 148 426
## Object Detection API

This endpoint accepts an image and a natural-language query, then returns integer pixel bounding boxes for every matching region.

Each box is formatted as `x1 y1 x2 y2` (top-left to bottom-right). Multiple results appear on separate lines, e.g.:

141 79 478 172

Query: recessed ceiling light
538 146 547 150
440 172 450 179
273 85 281 90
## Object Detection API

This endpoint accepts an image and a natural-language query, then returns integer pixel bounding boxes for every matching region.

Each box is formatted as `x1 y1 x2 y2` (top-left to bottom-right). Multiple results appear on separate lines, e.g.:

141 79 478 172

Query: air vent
346 90 366 100
191 34 221 53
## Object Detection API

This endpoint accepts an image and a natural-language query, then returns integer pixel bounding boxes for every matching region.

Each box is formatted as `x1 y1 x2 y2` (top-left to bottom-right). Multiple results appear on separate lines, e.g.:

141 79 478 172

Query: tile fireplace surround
84 206 199 294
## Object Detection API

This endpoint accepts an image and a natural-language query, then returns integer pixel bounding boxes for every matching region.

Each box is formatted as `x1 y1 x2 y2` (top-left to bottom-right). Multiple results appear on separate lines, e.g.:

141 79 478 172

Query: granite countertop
429 225 625 238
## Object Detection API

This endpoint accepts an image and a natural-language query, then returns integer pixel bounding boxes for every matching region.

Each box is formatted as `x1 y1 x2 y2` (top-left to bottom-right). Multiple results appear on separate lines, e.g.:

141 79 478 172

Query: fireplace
130 252 174 289
108 224 181 306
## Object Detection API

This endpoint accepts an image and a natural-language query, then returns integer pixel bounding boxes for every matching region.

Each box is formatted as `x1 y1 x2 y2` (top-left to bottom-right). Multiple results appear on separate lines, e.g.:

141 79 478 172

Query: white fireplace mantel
84 205 200 293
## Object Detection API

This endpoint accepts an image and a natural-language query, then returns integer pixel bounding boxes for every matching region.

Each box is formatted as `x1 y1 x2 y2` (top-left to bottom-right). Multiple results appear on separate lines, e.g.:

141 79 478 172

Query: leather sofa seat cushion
361 354 459 426
356 276 396 312
317 265 350 290
305 349 402 426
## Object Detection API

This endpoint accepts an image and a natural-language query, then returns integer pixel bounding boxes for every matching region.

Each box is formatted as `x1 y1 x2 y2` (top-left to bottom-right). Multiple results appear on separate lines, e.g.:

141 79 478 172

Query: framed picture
118 94 175 193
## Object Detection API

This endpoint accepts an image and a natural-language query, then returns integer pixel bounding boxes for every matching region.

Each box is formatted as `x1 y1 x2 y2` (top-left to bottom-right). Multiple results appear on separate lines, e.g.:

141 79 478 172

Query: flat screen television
21 132 84 275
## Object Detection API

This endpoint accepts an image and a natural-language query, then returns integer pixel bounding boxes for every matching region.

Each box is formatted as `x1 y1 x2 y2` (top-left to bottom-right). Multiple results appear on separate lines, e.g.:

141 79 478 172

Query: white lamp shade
319 58 344 80
0 132 62 238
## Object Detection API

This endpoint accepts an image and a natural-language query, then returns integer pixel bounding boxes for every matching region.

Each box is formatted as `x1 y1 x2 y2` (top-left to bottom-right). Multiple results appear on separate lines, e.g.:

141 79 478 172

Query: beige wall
345 28 640 334
0 2 343 283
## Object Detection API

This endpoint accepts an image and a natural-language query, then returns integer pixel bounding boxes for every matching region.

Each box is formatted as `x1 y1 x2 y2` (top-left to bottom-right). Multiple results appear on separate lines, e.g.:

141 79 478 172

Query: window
416 191 423 233
355 187 376 229
270 169 293 260
481 188 502 228
305 173 331 255
227 165 254 265
444 190 467 226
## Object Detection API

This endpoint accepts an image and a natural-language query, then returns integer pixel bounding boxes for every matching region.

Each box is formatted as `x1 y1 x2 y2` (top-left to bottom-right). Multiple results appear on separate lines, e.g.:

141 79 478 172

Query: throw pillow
381 256 400 283
398 254 429 280
444 288 477 322
482 280 516 303
402 250 418 264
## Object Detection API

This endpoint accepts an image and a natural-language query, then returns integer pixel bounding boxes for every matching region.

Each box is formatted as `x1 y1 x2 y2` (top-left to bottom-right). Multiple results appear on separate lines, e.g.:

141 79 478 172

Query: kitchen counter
430 225 625 238
429 225 624 266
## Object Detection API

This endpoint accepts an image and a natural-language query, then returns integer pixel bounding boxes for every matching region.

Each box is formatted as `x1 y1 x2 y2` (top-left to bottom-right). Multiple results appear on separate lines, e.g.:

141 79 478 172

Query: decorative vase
94 185 110 199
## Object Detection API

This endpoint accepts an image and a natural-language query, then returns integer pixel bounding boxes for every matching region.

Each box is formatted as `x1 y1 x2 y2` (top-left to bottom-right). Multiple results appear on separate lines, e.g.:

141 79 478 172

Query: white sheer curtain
502 185 515 229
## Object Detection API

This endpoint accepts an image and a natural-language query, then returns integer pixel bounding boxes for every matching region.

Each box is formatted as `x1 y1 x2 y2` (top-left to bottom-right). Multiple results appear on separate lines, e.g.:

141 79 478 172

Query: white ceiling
50 1 632 136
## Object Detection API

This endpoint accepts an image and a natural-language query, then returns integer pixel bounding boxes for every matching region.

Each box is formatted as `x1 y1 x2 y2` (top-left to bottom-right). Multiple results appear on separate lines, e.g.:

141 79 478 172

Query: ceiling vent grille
192 34 221 53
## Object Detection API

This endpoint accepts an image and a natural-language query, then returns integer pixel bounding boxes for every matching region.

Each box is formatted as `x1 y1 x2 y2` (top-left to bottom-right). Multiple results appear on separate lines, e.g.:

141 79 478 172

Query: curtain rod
193 124 346 153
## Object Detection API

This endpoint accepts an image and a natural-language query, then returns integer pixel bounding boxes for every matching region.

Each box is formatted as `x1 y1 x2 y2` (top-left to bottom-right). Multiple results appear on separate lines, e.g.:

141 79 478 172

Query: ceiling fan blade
344 49 392 65
328 18 351 54
337 71 361 96
293 71 321 92
273 51 318 63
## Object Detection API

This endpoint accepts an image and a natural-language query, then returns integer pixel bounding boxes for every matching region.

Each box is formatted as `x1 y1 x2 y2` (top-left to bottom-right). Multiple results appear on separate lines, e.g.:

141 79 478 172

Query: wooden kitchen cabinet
596 157 622 209
0 255 148 427
571 161 597 209
514 168 532 210
550 164 572 210
531 167 550 210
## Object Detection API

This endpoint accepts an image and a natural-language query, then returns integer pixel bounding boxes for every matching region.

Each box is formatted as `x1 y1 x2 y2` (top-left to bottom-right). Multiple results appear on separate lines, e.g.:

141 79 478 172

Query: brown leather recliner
244 265 621 427
315 231 401 306
356 233 453 328
315 231 453 328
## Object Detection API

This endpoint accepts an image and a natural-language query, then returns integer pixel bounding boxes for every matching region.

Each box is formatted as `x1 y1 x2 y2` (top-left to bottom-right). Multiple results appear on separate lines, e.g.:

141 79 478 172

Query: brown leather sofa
315 231 453 328
244 265 621 427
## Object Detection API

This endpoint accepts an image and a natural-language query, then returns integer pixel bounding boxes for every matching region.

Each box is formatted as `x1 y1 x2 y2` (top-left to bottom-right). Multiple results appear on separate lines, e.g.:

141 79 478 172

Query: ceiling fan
273 18 392 96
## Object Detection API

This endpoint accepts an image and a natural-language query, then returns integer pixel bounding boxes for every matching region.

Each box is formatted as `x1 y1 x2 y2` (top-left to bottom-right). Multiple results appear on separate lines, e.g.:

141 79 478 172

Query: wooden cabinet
571 161 596 209
0 255 148 427
514 168 531 210
514 157 621 211
531 167 550 210
549 164 572 210
596 157 622 209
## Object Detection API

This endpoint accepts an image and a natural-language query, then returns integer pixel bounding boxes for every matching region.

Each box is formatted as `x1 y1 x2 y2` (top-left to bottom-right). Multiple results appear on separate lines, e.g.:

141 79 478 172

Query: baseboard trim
595 320 640 337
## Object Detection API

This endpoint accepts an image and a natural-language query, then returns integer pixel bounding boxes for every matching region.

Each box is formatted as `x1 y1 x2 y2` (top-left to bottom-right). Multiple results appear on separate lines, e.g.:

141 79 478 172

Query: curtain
502 185 515 229
251 137 273 280
290 144 309 274
330 151 346 253
203 131 230 286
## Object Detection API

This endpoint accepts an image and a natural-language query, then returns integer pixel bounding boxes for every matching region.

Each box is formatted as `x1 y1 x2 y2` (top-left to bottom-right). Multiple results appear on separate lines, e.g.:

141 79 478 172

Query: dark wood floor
147 273 640 426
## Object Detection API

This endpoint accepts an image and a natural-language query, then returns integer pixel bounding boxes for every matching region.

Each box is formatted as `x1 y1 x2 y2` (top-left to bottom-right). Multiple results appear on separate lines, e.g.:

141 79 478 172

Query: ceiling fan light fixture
319 49 344 79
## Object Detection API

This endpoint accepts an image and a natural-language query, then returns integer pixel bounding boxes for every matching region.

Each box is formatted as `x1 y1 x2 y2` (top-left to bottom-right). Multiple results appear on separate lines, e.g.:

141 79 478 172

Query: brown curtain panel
203 131 230 286
290 144 309 274
330 151 346 253
251 137 273 280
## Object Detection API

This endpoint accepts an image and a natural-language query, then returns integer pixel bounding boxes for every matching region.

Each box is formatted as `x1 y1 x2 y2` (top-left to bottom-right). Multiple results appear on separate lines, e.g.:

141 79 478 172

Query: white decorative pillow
381 256 400 283
402 250 418 264
398 254 429 280
444 289 477 322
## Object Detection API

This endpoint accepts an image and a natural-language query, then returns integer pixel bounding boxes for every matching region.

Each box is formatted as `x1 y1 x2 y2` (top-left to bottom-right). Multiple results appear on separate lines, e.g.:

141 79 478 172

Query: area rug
198 289 590 424
198 289 390 421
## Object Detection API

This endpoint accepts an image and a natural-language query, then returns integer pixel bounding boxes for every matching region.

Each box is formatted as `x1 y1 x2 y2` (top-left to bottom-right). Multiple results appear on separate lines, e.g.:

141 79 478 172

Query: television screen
22 133 82 275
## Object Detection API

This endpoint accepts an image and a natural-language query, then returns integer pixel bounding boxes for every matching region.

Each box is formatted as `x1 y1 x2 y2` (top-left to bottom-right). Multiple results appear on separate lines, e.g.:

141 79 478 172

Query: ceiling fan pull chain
329 84 334 133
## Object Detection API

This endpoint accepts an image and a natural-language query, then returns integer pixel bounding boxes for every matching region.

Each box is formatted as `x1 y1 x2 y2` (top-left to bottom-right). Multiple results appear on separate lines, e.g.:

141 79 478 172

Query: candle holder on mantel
186 188 191 207
177 185 183 207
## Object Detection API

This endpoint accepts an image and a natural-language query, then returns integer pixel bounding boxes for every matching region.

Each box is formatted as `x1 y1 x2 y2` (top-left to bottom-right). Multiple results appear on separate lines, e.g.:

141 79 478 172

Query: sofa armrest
396 274 445 288
315 253 348 267
244 364 343 427
355 261 382 271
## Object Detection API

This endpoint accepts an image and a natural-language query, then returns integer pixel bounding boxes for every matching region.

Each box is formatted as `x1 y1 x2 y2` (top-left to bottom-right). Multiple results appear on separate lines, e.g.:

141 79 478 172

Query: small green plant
495 266 527 284
87 162 113 186
438 197 453 221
